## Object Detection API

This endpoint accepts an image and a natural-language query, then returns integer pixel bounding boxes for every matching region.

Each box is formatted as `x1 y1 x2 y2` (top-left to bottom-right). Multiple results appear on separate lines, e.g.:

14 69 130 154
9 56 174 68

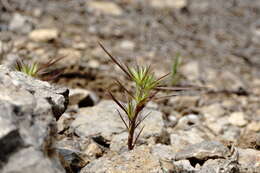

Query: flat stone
238 148 260 170
80 146 162 173
169 95 199 111
2 147 64 173
87 1 123 16
175 141 230 161
29 28 59 42
119 40 135 50
151 144 175 160
70 100 125 141
69 88 99 107
9 13 33 33
110 132 128 152
150 0 187 9
84 142 103 158
201 103 225 122
71 100 164 141
200 159 239 173
247 121 260 132
228 112 248 127
170 129 205 152
58 48 81 65
181 61 200 81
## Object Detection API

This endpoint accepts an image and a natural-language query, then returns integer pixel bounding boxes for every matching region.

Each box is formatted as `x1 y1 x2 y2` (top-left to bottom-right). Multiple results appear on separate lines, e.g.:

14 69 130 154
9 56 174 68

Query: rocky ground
0 0 260 173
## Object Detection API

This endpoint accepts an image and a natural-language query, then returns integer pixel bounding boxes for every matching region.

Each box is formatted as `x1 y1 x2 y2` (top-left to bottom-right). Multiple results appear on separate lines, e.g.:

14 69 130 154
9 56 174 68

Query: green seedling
15 56 65 80
171 52 181 86
15 61 39 77
100 43 170 150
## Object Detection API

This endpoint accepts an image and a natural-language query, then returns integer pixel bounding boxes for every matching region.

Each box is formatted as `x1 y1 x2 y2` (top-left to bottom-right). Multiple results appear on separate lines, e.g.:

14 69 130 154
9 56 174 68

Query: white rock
80 146 162 173
119 40 135 50
9 13 26 31
228 112 248 127
150 0 187 9
88 59 100 69
170 129 205 152
87 1 123 16
58 48 81 65
84 142 103 157
201 103 225 122
238 148 260 170
247 121 260 132
69 88 99 107
71 100 164 140
181 61 200 81
29 29 59 42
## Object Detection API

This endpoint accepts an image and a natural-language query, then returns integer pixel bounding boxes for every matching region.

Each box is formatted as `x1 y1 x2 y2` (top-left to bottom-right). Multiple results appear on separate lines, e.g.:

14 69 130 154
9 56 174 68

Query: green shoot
15 61 39 77
100 43 168 150
171 52 181 86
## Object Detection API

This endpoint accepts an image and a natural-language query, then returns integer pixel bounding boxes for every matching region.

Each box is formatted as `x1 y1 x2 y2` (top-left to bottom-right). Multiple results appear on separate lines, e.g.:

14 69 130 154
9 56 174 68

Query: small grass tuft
15 56 65 80
171 52 182 86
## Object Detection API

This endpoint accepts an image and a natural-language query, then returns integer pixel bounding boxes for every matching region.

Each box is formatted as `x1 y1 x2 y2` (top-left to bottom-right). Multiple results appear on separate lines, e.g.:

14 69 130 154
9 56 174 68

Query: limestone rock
238 148 260 171
228 112 248 127
86 1 123 16
71 100 164 141
69 88 99 107
29 28 59 42
9 13 33 33
0 65 67 172
170 129 205 152
80 146 162 173
150 0 187 9
175 141 230 161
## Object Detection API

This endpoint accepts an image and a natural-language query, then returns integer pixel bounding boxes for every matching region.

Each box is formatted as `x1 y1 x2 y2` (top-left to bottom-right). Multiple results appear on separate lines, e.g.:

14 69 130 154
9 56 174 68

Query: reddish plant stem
127 104 145 150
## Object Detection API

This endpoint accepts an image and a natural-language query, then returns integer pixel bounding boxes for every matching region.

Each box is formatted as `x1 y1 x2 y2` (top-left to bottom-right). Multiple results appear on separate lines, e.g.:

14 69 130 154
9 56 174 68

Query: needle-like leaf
135 111 151 129
108 91 128 115
115 79 135 99
99 42 132 79
133 126 145 147
116 109 129 130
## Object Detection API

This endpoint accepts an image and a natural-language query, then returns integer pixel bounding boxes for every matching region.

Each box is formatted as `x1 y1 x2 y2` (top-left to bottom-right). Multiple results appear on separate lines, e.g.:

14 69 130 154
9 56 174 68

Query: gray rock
0 66 68 172
199 159 239 173
110 132 128 152
228 112 248 127
149 0 187 9
174 114 202 130
169 95 199 112
71 100 164 141
9 13 33 33
80 146 162 173
86 1 123 16
71 100 125 140
151 144 175 160
55 137 103 171
29 29 59 42
175 141 230 161
69 88 99 108
237 148 260 172
57 148 89 172
2 147 64 173
172 160 198 172
170 129 206 152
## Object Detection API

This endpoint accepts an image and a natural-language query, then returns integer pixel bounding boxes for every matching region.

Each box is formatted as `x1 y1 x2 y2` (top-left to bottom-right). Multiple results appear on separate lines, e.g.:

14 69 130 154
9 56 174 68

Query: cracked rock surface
0 66 68 173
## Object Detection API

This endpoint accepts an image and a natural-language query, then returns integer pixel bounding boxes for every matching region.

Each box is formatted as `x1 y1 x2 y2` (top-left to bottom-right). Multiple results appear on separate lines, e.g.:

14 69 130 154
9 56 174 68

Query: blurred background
0 0 260 113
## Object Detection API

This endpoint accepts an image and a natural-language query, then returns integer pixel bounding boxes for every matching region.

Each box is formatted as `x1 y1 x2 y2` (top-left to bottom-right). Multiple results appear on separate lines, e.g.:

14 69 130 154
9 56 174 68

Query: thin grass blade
133 126 145 147
108 91 128 115
99 42 132 78
116 109 129 130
